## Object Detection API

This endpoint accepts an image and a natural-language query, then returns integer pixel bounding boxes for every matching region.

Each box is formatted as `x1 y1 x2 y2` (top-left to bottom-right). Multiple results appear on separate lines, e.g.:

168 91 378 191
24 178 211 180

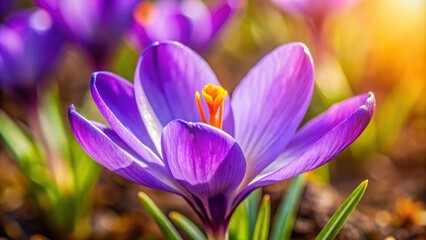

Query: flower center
195 84 227 129
134 2 156 25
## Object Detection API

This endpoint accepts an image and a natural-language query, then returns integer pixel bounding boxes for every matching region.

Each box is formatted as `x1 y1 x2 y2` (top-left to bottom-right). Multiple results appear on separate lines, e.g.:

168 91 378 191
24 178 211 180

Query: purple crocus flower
130 0 239 52
68 41 375 238
35 0 139 68
0 8 62 101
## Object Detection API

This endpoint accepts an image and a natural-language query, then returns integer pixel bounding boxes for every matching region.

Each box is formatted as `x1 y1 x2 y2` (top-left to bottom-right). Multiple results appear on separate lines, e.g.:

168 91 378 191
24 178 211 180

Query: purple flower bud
0 8 62 100
35 0 140 68
130 0 240 53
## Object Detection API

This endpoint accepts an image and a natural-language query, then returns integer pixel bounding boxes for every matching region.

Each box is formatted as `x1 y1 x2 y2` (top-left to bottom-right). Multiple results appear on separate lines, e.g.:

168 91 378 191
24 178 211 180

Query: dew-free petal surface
68 106 179 193
232 42 314 181
253 93 375 186
162 120 245 198
91 71 159 160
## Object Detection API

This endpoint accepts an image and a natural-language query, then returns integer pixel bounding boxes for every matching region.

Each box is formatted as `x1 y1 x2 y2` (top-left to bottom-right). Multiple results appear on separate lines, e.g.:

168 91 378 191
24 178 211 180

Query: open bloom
130 0 240 52
69 41 375 238
0 8 62 100
35 0 139 67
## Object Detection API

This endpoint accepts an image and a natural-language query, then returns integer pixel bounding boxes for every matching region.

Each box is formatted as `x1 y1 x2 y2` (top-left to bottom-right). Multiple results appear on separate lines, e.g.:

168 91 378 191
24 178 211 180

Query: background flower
130 0 240 52
0 8 62 101
0 0 17 22
271 0 361 24
35 0 139 68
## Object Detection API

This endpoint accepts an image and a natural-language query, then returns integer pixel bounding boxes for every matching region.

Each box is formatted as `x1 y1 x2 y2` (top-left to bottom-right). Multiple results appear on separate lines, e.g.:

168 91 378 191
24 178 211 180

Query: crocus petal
134 41 234 151
210 0 239 37
179 0 213 50
91 71 160 160
162 120 245 223
68 105 180 194
162 120 245 196
131 1 191 49
252 93 375 187
232 42 314 181
232 93 375 207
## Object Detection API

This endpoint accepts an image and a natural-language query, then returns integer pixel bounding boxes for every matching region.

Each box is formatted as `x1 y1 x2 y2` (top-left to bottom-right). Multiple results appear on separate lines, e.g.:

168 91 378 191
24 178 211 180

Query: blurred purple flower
0 8 62 101
68 41 375 237
0 0 17 22
272 0 361 23
130 0 240 52
35 0 139 68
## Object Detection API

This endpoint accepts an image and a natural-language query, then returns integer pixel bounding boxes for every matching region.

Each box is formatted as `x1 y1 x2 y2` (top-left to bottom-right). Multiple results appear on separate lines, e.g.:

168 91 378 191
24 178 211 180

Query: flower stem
207 231 228 240
206 224 229 240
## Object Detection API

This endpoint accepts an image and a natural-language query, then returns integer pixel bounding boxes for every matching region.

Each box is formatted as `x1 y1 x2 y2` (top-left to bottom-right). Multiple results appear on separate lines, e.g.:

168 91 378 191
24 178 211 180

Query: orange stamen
134 2 156 25
194 84 227 129
218 101 224 129
195 91 207 123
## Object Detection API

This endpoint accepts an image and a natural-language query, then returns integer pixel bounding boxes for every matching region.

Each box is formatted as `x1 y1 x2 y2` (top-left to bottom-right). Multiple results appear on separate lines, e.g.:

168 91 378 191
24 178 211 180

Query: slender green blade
38 87 68 158
70 138 100 236
0 111 43 167
271 174 306 240
252 195 271 240
138 192 182 240
70 137 100 195
0 111 56 188
315 180 368 240
229 200 250 240
247 188 262 233
169 211 206 240
0 111 59 211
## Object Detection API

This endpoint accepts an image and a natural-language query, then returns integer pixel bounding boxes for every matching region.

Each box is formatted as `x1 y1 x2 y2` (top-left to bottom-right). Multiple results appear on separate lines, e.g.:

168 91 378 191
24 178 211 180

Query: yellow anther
195 84 227 129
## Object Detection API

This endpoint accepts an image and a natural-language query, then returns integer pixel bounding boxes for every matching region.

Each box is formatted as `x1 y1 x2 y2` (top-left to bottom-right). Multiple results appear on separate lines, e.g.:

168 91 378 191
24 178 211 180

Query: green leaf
112 43 139 81
271 174 306 240
0 112 56 188
315 180 368 240
138 192 182 240
169 211 206 240
247 188 262 233
38 87 68 158
0 111 43 167
0 111 59 214
252 195 270 240
229 200 250 240
70 137 100 196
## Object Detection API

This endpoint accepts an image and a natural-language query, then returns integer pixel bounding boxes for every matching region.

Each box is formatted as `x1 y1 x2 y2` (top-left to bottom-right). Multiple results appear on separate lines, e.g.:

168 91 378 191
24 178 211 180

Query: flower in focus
130 0 240 52
69 41 375 238
272 0 361 24
35 0 139 68
0 8 62 101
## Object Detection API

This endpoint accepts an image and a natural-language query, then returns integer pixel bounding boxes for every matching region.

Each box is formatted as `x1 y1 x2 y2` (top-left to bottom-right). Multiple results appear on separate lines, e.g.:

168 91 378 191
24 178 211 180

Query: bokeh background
0 0 425 239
